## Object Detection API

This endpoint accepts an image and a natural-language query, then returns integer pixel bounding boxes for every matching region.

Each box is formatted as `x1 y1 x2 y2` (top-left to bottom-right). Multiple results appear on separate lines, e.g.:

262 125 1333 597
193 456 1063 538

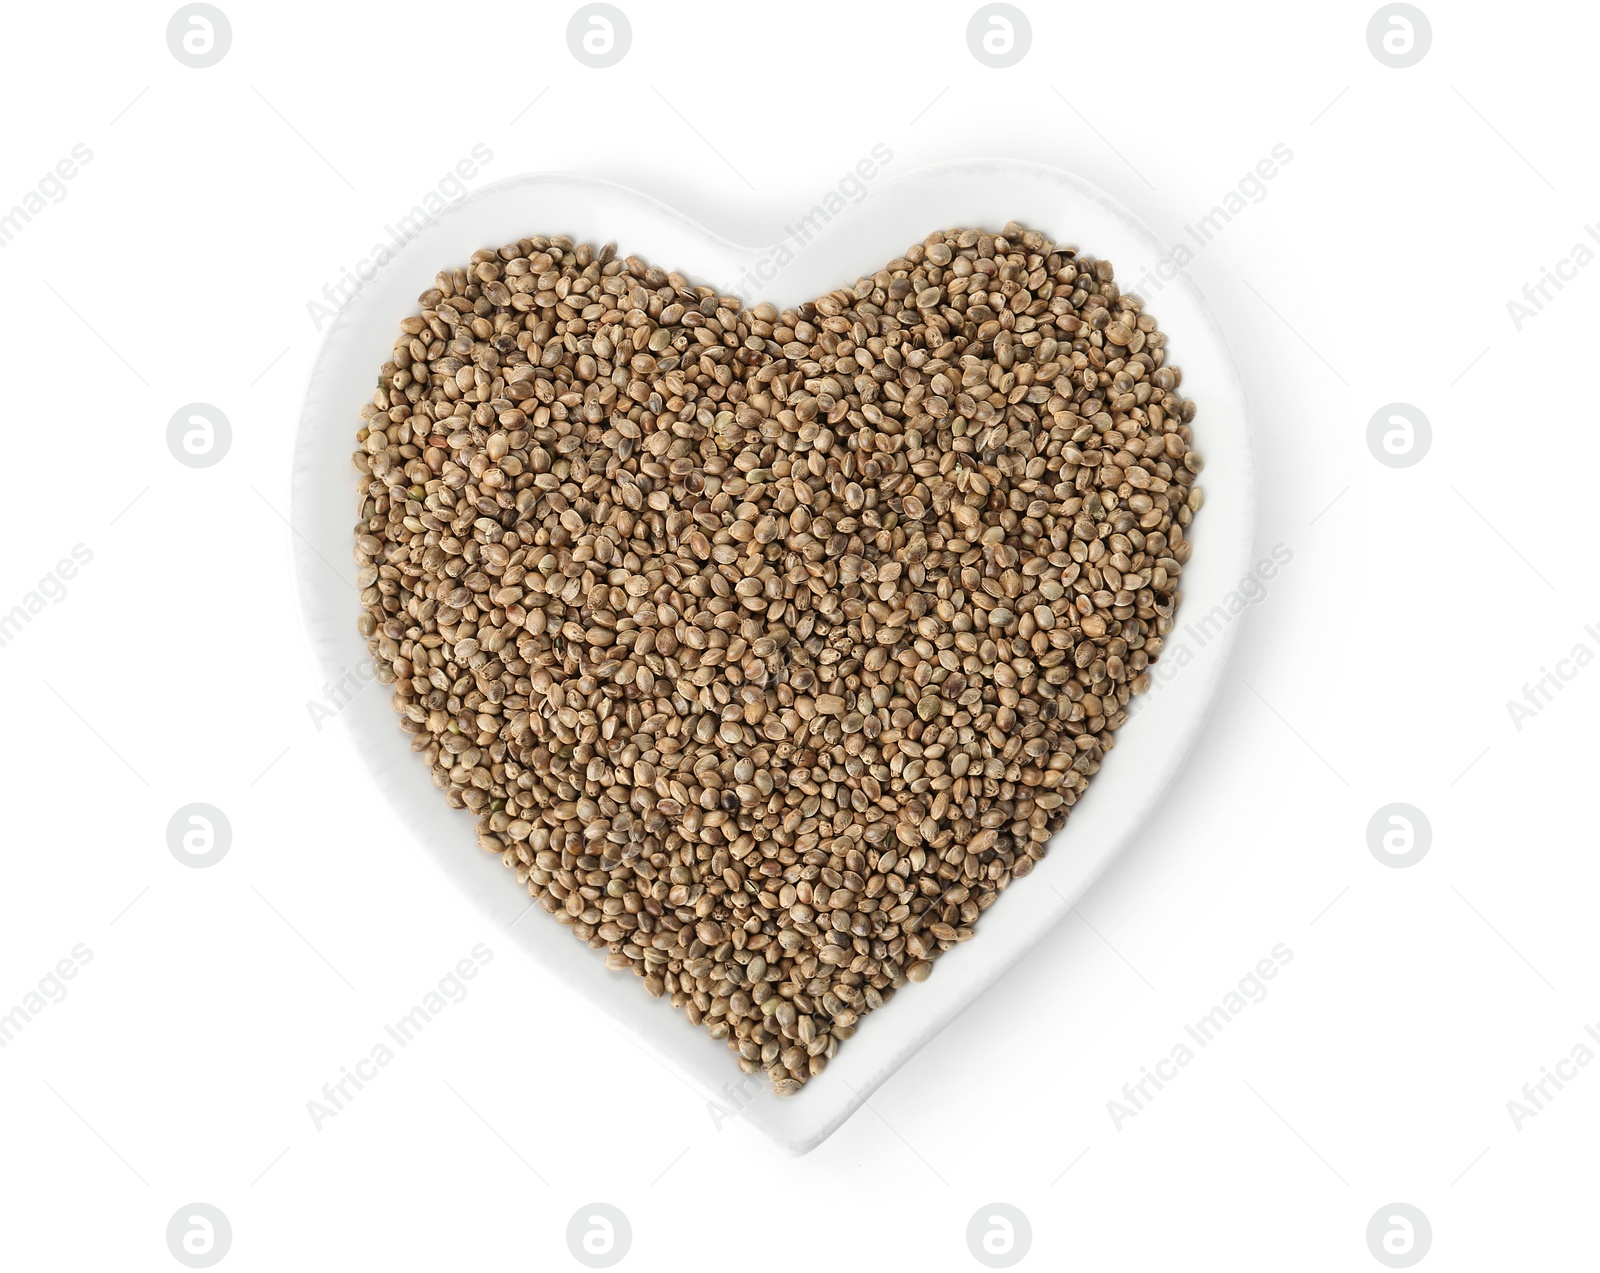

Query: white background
1 0 1593 1267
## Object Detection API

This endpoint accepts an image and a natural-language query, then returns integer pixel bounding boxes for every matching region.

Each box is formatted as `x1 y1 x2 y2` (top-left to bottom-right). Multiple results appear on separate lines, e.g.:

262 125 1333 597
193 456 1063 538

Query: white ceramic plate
290 159 1255 1155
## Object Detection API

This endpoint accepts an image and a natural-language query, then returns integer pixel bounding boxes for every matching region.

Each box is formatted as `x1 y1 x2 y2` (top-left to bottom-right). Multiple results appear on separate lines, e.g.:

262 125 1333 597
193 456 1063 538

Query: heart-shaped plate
292 160 1255 1154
